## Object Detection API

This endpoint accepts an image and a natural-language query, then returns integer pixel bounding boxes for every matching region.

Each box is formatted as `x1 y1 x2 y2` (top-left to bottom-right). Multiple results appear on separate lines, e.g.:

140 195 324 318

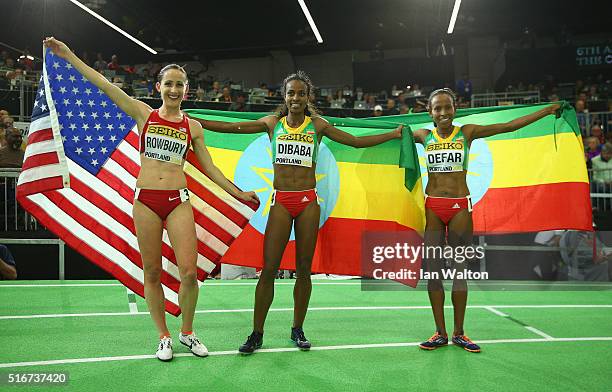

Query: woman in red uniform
412 88 559 352
192 71 403 354
44 37 258 361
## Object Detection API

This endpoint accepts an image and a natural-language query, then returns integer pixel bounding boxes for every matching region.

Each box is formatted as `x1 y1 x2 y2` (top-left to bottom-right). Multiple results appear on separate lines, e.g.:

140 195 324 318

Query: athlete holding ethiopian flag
413 88 560 353
191 71 403 354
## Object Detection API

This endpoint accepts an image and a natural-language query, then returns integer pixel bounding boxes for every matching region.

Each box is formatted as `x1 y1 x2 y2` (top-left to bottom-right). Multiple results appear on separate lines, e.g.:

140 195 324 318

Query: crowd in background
1 47 611 184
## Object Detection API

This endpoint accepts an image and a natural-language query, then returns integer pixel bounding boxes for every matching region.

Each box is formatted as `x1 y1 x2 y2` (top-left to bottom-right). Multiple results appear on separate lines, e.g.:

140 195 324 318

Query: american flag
17 48 257 315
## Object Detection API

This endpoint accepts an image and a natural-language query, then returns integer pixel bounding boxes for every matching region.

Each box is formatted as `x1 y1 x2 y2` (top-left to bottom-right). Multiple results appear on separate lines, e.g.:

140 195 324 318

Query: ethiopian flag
186 103 591 274
384 102 593 234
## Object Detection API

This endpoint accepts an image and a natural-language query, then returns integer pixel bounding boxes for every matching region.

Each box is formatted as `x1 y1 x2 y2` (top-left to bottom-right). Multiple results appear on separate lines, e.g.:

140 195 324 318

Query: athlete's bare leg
253 204 293 333
133 200 168 337
166 202 199 334
447 209 473 336
424 208 448 337
292 201 320 329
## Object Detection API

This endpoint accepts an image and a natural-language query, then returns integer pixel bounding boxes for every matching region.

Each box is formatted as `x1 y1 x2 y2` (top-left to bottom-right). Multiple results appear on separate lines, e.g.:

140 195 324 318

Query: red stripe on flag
186 150 259 212
16 176 64 198
192 208 234 245
21 152 60 171
69 176 135 231
472 182 593 233
185 174 248 227
27 128 54 144
125 130 139 150
18 195 182 315
110 149 140 179
96 168 135 203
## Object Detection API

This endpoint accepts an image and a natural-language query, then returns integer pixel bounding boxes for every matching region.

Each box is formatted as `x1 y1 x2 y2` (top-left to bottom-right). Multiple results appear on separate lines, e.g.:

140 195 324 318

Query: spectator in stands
107 54 121 71
217 86 232 103
455 75 472 101
207 81 222 101
399 104 410 115
93 53 106 72
591 125 605 144
2 116 14 130
228 92 249 112
365 94 376 110
372 104 383 117
412 99 427 113
330 90 346 109
17 49 34 71
560 230 611 281
575 99 588 135
385 98 399 115
408 84 423 97
588 85 599 101
592 143 612 186
259 83 271 97
195 86 206 101
0 245 17 280
4 57 15 70
0 50 10 67
0 128 24 168
585 136 601 162
0 110 8 121
5 65 25 86
81 51 91 66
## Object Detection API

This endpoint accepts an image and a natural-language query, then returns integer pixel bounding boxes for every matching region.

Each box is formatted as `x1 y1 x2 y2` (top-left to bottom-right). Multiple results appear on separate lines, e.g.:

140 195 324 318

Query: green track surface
1 280 611 391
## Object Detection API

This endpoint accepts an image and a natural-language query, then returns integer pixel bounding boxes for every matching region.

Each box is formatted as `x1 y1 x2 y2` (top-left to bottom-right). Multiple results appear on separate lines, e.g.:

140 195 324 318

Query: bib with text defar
424 126 469 173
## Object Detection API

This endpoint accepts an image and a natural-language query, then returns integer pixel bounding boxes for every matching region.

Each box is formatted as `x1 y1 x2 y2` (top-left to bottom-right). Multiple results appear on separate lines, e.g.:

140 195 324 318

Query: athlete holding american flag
42 37 258 362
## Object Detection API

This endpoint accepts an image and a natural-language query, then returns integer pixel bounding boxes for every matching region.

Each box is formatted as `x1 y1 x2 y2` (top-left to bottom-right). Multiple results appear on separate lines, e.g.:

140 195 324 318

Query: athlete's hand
43 37 72 59
237 191 259 204
548 103 561 117
391 125 404 139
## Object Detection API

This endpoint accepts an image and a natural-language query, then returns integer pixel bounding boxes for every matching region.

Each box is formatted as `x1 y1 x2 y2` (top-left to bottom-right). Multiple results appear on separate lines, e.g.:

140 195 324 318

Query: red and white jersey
139 110 192 165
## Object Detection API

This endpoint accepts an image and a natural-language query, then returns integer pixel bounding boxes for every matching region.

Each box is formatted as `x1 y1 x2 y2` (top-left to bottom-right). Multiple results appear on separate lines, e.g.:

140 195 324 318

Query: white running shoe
179 332 209 357
156 336 173 362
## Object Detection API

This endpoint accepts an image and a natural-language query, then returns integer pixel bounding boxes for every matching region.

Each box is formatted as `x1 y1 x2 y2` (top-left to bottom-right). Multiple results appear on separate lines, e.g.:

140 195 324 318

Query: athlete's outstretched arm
315 117 403 148
463 103 560 141
190 115 275 134
43 37 150 123
189 120 259 203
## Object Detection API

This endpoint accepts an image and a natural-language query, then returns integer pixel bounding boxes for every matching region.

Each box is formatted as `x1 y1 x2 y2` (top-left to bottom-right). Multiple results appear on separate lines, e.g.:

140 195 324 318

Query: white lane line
1 337 611 368
1 282 611 288
484 307 509 317
126 288 138 314
485 306 554 340
0 284 124 287
525 326 555 340
1 304 611 321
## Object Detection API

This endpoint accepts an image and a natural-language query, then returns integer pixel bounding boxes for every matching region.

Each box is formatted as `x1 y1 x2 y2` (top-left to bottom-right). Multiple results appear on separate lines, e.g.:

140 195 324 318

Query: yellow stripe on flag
333 162 425 230
487 133 588 188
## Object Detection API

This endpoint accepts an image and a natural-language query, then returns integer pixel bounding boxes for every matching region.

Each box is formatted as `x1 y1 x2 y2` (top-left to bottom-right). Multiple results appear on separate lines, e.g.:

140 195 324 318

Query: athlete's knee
179 267 198 286
427 279 444 291
452 278 468 291
260 265 278 281
143 264 163 283
295 268 312 282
